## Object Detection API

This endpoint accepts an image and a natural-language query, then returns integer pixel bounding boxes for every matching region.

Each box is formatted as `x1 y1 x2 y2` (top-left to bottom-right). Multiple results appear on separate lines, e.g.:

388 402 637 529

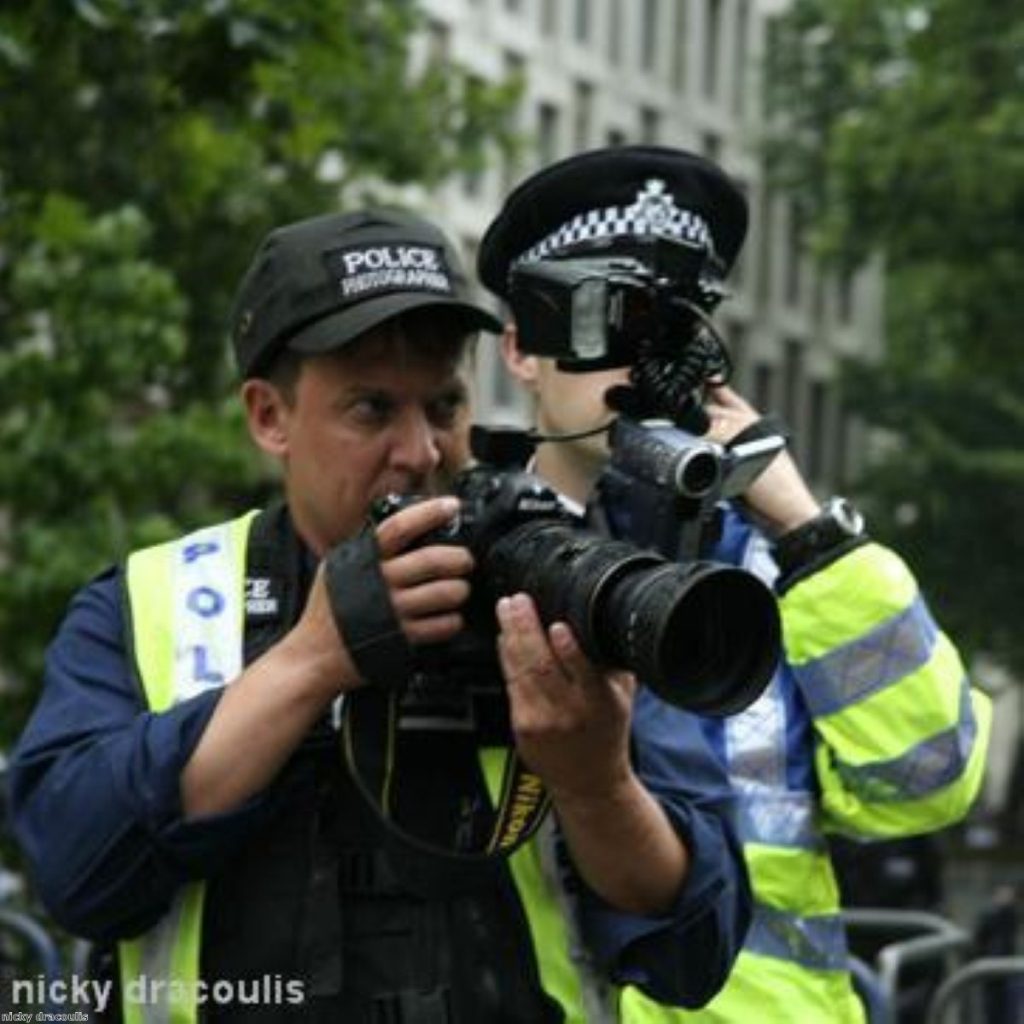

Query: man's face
246 319 472 556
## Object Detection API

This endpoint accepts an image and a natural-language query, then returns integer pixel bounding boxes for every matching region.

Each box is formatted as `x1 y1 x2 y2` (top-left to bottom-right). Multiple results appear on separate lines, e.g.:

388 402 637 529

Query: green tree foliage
0 1 519 738
765 0 1024 673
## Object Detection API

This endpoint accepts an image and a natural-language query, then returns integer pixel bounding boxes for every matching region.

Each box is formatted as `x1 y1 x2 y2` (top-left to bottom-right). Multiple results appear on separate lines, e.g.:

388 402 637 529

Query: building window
782 338 804 453
733 0 750 115
755 182 774 307
640 0 660 73
461 77 485 198
704 0 723 99
573 80 594 150
671 0 688 92
501 51 526 194
425 19 449 65
727 177 748 292
639 106 661 144
504 0 522 12
574 0 591 42
785 201 803 308
607 127 628 147
833 404 851 487
540 0 559 35
701 131 721 163
537 101 561 165
726 322 747 386
608 0 623 65
753 362 774 413
838 269 856 324
807 379 829 483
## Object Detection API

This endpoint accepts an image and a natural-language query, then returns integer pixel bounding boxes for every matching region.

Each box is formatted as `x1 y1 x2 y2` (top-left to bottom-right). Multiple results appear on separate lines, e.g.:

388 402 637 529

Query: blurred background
0 1 1021 1018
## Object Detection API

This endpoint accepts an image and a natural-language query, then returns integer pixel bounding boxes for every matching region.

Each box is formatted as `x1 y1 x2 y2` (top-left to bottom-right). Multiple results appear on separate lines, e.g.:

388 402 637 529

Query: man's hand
293 496 475 695
703 385 819 537
495 593 687 916
496 593 636 800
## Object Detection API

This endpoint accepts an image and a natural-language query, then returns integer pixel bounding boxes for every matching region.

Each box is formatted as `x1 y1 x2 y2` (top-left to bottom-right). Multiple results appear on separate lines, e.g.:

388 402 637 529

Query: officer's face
245 317 472 556
502 327 627 501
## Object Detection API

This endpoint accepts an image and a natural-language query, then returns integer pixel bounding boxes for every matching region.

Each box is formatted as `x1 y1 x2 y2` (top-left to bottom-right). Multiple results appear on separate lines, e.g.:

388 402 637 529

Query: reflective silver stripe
725 674 788 790
735 791 821 850
834 677 976 802
725 535 800 847
745 903 849 972
534 819 617 1024
795 597 938 717
136 888 190 1024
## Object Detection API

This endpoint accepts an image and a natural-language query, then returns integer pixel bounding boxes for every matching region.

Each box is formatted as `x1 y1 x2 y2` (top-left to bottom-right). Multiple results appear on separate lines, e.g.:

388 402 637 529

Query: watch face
828 497 865 536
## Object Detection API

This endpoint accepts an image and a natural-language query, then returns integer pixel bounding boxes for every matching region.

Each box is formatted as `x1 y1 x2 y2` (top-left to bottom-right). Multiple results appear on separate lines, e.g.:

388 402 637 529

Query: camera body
375 424 781 719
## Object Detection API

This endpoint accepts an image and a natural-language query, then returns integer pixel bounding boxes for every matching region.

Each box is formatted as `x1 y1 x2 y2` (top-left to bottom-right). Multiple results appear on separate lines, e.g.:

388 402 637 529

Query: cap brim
287 292 503 358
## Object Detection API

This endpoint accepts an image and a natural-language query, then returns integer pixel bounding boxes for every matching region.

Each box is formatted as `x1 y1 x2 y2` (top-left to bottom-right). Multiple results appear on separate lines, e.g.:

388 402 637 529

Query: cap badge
629 179 676 232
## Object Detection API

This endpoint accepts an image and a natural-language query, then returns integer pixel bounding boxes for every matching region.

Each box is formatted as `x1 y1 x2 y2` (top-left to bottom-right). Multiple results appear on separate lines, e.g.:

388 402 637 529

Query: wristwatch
773 496 866 577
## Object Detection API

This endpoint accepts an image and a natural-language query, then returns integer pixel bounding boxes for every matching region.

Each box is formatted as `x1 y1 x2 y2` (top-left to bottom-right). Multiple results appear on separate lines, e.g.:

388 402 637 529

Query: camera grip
324 528 414 691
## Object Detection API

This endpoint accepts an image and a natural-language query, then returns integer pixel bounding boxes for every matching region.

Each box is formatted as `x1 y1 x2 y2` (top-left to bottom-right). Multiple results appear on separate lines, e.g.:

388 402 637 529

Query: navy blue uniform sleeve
8 569 275 944
574 689 751 1008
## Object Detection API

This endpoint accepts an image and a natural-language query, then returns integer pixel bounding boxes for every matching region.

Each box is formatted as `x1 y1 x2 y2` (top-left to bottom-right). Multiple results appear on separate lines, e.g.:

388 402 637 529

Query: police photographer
9 206 751 1022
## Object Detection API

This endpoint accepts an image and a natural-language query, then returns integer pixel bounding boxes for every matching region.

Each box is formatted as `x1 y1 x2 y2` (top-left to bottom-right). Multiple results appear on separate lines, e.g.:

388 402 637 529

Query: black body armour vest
193 505 563 1023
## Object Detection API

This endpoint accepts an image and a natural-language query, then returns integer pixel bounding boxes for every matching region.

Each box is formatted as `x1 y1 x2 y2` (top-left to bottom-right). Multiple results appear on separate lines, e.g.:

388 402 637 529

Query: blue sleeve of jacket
8 569 276 944
575 689 752 1008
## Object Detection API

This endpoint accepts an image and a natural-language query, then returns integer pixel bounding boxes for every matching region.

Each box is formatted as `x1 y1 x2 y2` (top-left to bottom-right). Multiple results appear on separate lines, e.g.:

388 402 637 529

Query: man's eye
429 395 466 428
352 396 393 422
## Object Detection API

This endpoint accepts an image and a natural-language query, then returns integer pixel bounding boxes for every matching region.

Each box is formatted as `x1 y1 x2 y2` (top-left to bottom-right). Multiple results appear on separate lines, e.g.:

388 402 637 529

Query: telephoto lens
484 520 779 716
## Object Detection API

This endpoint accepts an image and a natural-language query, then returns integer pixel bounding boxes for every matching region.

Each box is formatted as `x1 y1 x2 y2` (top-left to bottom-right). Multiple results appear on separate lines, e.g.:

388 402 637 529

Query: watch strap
773 497 868 589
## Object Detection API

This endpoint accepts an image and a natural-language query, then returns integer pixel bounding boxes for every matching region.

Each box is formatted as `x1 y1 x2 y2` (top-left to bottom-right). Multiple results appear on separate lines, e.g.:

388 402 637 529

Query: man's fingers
405 614 465 645
497 594 585 690
375 496 461 557
382 544 474 588
391 579 471 618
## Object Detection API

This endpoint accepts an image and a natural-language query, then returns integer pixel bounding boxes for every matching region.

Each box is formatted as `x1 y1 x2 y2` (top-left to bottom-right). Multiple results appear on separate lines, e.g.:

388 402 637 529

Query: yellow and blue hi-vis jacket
666 508 992 1023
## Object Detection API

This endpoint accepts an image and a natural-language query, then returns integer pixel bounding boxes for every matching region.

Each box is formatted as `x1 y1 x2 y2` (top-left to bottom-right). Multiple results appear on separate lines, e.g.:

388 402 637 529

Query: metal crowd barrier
843 908 974 1024
925 955 1024 1024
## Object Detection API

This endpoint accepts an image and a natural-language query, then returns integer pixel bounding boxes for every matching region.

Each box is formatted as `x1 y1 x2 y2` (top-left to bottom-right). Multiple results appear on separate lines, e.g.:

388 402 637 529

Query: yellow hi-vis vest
666 533 992 1024
118 513 689 1024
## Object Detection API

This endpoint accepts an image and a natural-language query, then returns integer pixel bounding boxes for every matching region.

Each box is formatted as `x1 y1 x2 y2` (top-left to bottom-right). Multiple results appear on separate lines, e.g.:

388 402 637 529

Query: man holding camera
9 207 751 1021
481 145 992 1022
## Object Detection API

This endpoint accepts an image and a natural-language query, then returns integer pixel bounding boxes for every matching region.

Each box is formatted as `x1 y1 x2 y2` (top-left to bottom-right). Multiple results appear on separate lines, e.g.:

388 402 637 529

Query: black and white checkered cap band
512 181 714 266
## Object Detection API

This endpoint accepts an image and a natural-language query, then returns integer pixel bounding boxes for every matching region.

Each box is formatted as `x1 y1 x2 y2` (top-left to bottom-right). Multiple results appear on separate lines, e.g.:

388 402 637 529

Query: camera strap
325 527 414 690
341 686 551 894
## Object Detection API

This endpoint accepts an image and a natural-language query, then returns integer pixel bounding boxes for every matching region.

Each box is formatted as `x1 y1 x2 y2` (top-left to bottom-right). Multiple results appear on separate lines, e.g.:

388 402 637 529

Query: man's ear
500 324 540 392
241 378 291 458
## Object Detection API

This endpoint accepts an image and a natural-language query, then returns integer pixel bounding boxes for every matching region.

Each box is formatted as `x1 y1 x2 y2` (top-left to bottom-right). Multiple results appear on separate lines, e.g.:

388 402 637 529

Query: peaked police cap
477 145 748 299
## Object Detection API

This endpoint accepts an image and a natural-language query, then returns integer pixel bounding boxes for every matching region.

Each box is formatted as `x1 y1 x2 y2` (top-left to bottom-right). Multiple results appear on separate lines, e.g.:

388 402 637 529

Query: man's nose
390 407 442 475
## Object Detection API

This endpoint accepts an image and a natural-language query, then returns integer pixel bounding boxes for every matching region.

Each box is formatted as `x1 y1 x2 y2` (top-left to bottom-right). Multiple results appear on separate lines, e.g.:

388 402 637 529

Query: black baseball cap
477 145 748 299
232 208 503 378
